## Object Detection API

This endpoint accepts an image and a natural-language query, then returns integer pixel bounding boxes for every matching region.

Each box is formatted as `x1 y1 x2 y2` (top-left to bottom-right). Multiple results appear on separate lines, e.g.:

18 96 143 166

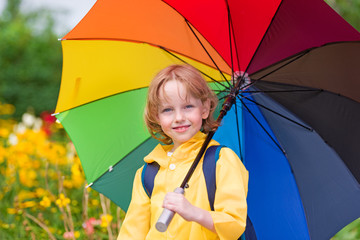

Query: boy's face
157 79 210 151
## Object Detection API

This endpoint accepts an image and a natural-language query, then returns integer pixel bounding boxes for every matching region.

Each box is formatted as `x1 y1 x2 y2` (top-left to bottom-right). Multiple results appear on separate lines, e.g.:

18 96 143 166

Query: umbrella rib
184 19 231 87
240 95 313 131
243 1 284 74
243 88 322 94
225 0 241 73
160 46 230 90
235 51 310 98
226 0 234 78
233 100 244 160
226 2 252 93
213 89 230 94
88 136 156 187
240 98 286 154
255 50 309 81
218 92 231 101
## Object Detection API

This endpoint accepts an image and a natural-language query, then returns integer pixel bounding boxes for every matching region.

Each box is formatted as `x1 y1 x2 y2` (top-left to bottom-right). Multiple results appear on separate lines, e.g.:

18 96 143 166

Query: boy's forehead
159 80 188 98
158 90 191 104
159 80 188 97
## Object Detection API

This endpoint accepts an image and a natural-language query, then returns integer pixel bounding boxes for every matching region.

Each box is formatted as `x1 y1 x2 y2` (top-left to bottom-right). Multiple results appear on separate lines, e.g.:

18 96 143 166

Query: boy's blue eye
162 108 172 113
185 105 194 109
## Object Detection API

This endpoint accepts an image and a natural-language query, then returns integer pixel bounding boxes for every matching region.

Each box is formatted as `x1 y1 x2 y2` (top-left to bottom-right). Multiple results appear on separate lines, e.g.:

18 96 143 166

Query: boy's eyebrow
158 102 171 108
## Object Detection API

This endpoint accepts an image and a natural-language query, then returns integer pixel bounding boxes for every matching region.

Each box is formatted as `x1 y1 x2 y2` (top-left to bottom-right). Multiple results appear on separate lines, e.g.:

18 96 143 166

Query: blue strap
203 145 257 240
244 217 257 240
202 145 225 211
141 162 160 197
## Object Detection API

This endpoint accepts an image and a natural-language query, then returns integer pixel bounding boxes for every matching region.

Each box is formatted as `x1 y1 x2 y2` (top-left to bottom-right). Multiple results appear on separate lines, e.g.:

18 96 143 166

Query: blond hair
144 64 219 144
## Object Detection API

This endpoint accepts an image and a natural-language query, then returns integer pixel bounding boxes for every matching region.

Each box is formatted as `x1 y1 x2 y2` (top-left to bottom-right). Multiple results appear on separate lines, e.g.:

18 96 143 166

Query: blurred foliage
332 218 360 240
0 0 62 119
326 0 360 30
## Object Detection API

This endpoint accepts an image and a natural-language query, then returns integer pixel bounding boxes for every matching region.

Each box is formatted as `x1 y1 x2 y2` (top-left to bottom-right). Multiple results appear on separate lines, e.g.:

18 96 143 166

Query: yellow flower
7 208 17 215
35 188 46 197
19 169 37 187
91 199 99 207
0 103 15 115
100 214 113 228
0 145 6 163
47 144 67 165
40 196 51 208
71 161 85 188
0 127 10 138
19 201 36 209
63 179 73 189
17 190 36 202
1 223 10 229
55 193 70 208
74 231 80 238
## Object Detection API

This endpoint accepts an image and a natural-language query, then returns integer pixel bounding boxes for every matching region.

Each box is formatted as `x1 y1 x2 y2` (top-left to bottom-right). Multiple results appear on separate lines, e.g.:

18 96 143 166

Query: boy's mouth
173 125 190 132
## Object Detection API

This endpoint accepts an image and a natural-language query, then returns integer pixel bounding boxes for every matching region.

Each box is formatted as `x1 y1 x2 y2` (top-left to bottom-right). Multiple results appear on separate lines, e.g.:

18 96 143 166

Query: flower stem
24 212 56 240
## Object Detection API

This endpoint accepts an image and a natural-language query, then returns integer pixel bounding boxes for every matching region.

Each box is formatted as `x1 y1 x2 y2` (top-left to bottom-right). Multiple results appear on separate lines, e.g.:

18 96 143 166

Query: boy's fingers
163 192 187 210
164 192 183 201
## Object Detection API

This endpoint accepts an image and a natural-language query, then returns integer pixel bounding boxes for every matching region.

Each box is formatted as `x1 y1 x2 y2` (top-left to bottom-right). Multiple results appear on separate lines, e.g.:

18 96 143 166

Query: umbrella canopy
54 0 360 239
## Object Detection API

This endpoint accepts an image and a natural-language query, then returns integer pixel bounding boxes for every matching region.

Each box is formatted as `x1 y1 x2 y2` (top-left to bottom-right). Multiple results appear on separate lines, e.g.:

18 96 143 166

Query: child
117 64 248 240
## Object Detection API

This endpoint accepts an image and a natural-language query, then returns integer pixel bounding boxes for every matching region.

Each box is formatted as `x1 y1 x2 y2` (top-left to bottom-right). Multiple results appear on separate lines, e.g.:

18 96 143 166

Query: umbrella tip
86 182 93 188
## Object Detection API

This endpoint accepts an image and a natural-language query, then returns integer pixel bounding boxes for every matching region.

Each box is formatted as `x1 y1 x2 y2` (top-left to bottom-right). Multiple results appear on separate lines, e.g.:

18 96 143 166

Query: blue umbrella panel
214 85 360 240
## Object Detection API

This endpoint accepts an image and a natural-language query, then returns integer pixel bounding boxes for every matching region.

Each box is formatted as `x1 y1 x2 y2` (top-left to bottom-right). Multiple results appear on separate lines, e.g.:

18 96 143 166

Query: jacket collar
144 131 209 168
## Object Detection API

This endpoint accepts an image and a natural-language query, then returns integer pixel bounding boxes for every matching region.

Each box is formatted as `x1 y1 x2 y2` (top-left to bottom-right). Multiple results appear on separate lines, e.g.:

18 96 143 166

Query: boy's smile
157 80 210 151
173 125 191 133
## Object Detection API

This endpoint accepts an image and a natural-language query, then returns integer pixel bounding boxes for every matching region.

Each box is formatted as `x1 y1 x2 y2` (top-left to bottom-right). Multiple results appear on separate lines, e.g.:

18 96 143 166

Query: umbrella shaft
180 92 237 189
180 131 215 188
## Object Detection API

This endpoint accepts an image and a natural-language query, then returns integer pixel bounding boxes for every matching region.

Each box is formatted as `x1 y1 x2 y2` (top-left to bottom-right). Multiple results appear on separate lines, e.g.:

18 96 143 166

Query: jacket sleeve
117 167 151 240
209 147 249 240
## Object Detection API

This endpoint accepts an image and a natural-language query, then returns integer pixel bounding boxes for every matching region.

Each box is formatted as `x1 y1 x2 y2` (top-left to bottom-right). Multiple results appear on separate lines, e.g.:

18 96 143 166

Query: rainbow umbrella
54 0 360 239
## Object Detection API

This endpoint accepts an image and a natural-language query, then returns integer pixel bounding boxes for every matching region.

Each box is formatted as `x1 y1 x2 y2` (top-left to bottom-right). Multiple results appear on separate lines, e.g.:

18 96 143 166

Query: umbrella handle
155 187 185 232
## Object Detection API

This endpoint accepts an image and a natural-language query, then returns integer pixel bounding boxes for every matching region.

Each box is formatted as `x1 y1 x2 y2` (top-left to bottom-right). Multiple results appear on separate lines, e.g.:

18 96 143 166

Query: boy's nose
174 110 185 122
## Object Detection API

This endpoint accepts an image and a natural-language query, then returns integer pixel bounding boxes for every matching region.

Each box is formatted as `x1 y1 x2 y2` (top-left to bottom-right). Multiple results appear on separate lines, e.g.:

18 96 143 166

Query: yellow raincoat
117 132 248 240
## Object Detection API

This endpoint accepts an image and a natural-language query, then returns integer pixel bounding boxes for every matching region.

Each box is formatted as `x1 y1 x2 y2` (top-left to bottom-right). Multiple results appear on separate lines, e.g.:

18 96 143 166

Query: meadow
0 102 124 239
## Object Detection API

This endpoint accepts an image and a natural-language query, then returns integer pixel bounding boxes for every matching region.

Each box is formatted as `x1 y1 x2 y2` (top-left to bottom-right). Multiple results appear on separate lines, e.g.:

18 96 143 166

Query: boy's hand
162 192 216 232
163 192 195 221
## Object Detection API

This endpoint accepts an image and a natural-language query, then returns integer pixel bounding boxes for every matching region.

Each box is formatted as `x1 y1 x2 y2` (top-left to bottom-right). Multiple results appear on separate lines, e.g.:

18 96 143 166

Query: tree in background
0 0 62 119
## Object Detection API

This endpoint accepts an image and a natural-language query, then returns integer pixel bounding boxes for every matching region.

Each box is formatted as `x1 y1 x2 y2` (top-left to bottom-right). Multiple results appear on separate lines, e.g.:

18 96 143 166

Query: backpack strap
202 145 225 211
141 162 160 197
243 217 257 240
203 145 257 240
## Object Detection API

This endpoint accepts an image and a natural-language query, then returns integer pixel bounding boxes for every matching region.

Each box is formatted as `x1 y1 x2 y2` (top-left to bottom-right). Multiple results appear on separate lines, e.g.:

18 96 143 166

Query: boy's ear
202 99 211 119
